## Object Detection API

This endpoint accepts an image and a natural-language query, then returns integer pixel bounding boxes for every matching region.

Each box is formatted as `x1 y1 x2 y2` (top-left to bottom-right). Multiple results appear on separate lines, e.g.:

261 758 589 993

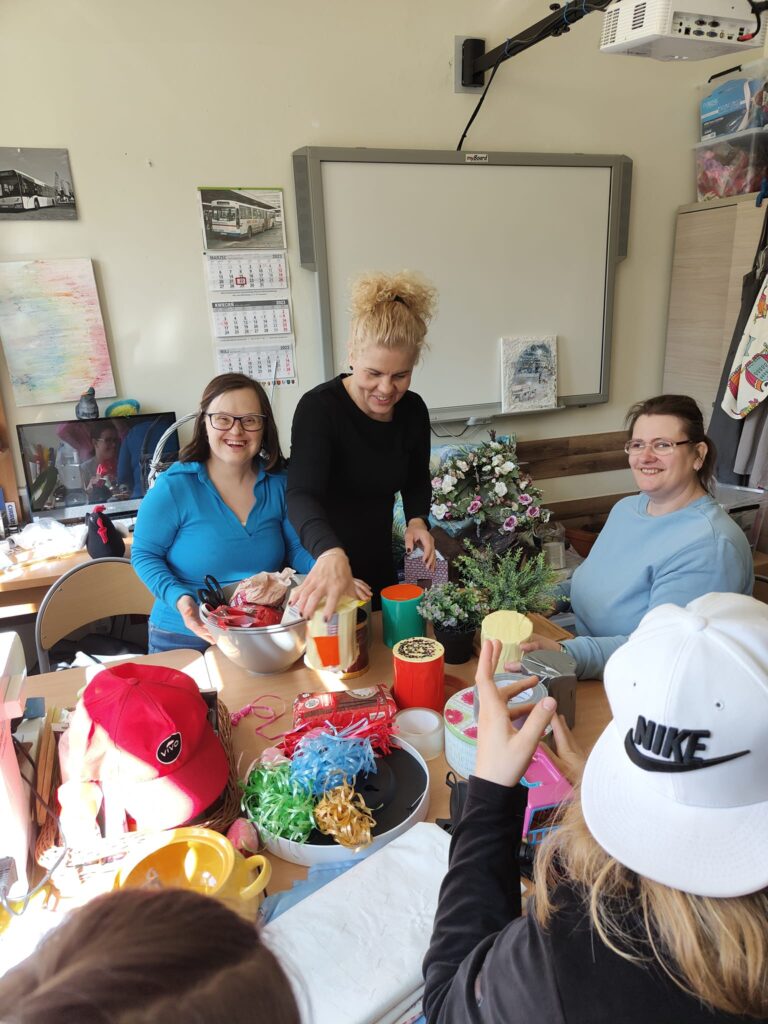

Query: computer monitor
16 412 180 523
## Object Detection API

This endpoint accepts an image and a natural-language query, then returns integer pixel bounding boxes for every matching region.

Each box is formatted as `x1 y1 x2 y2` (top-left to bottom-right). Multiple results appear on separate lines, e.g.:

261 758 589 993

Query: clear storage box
699 60 768 141
695 128 768 201
712 481 768 549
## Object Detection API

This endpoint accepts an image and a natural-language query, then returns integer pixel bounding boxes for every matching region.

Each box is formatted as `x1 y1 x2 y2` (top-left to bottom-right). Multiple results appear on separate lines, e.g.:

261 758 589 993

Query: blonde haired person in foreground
424 592 768 1022
287 270 437 618
0 888 300 1024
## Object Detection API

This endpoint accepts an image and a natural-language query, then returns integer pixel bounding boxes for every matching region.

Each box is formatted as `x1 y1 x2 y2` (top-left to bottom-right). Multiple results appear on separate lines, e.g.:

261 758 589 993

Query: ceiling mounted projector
600 0 767 59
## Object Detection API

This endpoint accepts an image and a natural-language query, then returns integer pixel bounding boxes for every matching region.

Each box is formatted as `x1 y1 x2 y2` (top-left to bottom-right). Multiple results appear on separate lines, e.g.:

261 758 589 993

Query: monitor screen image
16 412 179 523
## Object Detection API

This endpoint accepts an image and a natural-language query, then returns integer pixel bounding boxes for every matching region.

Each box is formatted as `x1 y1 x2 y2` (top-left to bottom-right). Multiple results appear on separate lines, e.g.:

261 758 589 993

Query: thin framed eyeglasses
624 439 695 456
206 412 266 432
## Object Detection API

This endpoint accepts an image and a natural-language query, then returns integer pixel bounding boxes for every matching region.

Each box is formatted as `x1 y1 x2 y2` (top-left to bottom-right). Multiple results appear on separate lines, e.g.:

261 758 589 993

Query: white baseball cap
581 592 768 898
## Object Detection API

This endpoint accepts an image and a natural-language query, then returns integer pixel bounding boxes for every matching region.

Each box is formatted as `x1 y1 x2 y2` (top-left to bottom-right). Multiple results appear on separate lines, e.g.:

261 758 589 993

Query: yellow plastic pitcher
114 826 271 919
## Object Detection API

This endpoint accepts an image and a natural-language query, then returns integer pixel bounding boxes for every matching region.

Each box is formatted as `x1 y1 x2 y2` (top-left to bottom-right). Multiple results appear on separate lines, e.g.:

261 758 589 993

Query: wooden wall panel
663 203 736 426
516 430 627 481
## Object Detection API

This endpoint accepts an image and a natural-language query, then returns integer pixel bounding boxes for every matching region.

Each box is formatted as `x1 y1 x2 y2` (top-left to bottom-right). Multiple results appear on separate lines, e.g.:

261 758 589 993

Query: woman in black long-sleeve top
288 271 437 616
424 594 768 1023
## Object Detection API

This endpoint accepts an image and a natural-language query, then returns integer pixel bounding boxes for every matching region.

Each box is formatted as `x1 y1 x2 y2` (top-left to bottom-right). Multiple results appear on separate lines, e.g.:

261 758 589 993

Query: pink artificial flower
518 493 533 505
467 497 483 515
503 515 518 531
527 505 541 518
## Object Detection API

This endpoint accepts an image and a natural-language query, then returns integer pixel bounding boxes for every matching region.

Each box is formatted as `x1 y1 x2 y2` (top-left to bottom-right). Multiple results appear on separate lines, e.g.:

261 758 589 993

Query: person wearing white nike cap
423 594 768 1023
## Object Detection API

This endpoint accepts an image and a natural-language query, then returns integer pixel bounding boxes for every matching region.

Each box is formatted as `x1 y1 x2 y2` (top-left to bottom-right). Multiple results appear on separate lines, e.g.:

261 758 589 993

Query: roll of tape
394 707 444 761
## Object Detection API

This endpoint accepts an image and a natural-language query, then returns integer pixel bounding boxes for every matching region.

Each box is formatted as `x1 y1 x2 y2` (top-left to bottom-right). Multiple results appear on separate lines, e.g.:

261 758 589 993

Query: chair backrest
35 557 154 673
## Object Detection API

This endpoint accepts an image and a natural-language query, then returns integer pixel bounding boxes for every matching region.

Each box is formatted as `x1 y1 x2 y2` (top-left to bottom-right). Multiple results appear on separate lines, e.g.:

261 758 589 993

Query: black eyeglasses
624 439 695 456
205 412 266 432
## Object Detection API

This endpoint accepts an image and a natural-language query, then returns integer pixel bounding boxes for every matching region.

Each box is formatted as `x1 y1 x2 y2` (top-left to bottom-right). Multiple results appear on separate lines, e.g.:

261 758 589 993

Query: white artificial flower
432 503 448 520
457 460 469 472
441 475 457 493
494 481 508 497
500 461 516 474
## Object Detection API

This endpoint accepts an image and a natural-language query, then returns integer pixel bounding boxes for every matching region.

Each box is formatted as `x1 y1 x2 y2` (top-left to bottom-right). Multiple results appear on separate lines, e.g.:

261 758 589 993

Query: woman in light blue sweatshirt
521 395 753 679
132 374 314 653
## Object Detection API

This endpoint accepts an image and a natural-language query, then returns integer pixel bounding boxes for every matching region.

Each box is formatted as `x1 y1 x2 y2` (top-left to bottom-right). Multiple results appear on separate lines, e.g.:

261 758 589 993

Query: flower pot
433 625 476 665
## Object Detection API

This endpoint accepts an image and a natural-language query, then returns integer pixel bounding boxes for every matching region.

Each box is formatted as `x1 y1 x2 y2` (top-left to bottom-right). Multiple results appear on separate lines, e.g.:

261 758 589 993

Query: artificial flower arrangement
417 581 487 663
430 431 551 546
417 581 486 633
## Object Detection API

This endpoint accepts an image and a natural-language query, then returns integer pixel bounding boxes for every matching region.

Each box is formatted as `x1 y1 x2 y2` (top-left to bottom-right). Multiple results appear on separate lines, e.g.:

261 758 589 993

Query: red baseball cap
74 662 229 831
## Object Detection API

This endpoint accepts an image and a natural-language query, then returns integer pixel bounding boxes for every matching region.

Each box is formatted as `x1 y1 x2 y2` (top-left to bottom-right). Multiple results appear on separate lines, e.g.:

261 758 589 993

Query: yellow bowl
114 826 271 919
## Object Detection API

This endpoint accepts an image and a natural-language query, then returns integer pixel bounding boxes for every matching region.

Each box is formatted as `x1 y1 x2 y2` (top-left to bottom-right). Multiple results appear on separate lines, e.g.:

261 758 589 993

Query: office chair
35 557 154 673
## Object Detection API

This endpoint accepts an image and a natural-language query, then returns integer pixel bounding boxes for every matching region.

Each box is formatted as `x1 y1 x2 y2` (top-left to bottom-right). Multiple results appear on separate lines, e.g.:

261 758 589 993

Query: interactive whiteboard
293 148 631 422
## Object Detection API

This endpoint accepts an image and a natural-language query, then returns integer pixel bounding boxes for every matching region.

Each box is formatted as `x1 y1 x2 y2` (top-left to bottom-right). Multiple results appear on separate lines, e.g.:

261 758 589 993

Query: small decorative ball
226 817 261 855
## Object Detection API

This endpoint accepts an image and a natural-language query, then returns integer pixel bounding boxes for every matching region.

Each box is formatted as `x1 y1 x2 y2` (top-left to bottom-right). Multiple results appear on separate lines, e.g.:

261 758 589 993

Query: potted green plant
417 582 486 664
455 543 557 615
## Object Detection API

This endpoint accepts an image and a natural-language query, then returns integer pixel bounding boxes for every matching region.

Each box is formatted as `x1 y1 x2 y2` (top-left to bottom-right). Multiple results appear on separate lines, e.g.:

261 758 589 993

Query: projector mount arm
461 0 613 88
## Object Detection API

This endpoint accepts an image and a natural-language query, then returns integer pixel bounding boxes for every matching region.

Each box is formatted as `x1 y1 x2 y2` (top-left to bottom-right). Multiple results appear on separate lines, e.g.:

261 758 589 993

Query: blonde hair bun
348 270 437 360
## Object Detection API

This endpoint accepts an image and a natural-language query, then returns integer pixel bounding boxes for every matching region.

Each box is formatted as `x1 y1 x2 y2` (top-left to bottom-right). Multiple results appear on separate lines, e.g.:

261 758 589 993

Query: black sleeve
286 392 341 558
422 777 564 1024
401 394 432 526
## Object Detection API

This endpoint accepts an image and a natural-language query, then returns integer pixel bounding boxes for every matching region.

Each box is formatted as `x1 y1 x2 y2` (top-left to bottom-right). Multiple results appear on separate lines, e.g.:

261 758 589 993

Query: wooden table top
0 538 134 619
28 612 610 895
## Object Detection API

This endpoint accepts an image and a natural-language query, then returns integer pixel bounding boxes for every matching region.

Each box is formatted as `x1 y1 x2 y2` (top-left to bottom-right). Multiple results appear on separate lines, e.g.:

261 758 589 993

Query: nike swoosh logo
624 731 750 772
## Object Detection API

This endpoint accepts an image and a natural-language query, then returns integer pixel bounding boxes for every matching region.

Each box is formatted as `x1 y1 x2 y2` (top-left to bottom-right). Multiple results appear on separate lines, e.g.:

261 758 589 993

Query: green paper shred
241 762 316 843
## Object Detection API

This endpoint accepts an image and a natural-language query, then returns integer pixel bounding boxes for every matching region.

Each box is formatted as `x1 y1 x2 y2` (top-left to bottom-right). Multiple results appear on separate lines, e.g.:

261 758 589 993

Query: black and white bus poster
198 187 286 250
0 147 78 220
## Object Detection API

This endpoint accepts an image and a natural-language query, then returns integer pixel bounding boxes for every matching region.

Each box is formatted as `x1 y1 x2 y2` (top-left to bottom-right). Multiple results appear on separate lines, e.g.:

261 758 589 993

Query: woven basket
35 699 241 899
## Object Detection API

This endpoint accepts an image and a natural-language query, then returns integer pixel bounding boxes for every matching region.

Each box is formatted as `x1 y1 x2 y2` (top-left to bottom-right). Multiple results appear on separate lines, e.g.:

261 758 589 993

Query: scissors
197 574 226 609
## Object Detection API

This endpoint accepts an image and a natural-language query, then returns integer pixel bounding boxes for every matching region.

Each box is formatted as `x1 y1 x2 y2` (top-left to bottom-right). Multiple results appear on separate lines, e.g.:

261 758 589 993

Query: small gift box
403 549 449 589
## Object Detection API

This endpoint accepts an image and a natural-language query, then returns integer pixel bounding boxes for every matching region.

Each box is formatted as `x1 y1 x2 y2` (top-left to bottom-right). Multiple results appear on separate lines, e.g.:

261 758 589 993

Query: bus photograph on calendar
0 147 77 221
199 187 286 250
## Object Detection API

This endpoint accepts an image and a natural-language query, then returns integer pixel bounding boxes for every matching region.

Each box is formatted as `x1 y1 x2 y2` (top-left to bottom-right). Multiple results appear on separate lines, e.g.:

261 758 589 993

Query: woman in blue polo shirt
132 373 313 653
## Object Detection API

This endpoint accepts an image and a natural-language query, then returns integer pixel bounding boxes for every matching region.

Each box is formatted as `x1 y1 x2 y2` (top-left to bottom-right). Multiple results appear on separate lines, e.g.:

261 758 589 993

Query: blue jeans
148 624 211 654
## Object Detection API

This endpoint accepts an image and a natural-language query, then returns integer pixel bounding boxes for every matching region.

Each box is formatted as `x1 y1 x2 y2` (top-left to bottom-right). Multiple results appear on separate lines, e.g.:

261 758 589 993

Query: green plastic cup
380 583 425 649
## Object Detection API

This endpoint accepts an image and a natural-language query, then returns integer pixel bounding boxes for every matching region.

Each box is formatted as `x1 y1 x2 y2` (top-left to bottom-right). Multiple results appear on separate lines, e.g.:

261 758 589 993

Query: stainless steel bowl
200 579 307 675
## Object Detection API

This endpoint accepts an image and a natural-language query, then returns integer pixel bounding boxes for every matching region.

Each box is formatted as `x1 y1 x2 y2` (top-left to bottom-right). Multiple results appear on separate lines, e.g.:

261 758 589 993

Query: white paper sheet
264 822 450 1024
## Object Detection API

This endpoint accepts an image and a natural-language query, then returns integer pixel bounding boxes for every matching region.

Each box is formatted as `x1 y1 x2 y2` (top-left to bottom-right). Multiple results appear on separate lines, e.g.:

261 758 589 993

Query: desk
0 538 134 620
28 613 610 896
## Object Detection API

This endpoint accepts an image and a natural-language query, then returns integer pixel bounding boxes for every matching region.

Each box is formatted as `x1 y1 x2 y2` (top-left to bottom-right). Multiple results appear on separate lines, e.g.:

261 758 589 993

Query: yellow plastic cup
114 826 271 920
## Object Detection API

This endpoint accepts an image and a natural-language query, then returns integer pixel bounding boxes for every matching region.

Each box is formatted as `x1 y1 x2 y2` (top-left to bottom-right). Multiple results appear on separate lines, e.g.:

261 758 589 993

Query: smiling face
204 387 264 468
345 344 416 421
93 428 118 466
628 413 706 508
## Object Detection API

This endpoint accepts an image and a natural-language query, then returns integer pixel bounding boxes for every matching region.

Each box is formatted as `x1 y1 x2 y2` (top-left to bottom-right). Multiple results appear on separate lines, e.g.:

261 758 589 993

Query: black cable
456 50 505 152
430 420 476 439
739 0 768 40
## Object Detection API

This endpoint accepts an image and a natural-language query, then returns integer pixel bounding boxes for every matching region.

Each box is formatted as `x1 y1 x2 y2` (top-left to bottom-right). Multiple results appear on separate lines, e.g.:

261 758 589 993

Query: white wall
0 0 758 506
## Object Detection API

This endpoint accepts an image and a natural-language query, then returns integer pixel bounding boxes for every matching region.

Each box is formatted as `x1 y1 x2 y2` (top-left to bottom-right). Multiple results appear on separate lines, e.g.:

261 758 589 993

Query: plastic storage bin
712 481 768 549
695 128 768 201
699 60 768 141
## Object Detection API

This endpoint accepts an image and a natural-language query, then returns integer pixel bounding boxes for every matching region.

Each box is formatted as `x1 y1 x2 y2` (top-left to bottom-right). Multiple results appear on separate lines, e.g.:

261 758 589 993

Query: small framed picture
500 336 558 413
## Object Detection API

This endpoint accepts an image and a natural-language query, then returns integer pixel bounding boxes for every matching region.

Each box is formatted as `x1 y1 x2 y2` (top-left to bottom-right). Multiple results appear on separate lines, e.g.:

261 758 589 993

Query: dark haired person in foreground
0 887 300 1023
424 593 768 1022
